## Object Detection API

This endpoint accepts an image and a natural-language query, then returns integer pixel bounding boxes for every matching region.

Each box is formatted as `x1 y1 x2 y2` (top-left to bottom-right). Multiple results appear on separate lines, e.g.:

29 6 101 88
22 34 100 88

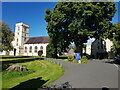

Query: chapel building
1 22 49 56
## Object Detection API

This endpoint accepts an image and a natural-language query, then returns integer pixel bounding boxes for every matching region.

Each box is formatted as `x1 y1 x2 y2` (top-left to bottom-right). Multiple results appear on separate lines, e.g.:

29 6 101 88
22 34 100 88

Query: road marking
113 64 120 71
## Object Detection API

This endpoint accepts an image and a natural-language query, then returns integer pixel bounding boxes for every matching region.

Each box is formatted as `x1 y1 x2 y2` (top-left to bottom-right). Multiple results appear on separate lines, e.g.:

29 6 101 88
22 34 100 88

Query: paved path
44 59 118 89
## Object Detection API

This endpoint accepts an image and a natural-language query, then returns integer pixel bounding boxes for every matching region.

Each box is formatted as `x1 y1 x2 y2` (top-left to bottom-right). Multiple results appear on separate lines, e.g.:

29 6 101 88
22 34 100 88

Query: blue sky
2 2 57 37
2 2 119 37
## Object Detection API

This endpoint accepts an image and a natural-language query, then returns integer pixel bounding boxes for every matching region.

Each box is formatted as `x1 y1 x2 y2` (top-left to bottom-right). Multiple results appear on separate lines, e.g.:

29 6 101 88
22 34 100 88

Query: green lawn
1 56 64 89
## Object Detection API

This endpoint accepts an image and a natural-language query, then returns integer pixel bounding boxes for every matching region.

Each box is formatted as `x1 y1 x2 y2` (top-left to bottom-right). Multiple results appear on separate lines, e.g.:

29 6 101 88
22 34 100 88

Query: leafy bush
67 56 74 62
81 56 88 64
73 60 78 63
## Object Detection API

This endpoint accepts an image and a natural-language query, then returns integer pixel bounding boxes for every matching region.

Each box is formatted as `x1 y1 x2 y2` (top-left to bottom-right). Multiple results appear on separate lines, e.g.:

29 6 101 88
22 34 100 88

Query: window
34 46 37 53
25 47 27 53
98 42 99 44
17 39 18 42
101 44 103 49
29 46 32 53
18 26 20 31
40 46 43 50
24 38 26 41
23 27 27 32
24 27 26 32
98 46 100 50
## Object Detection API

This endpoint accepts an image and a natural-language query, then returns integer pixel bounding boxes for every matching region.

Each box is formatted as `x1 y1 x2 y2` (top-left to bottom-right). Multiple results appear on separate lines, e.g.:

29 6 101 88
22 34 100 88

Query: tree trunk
76 46 83 55
75 42 83 57
53 47 58 58
52 41 58 58
6 51 9 56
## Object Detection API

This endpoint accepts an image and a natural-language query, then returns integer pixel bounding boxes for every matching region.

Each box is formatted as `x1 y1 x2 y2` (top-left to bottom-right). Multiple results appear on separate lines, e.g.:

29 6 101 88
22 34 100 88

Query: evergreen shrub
81 56 88 64
67 56 74 62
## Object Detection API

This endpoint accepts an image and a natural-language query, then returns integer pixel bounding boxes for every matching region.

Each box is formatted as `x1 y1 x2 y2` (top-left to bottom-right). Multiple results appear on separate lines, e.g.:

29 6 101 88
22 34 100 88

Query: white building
1 22 49 56
12 22 29 56
24 36 48 56
91 38 114 59
85 44 91 55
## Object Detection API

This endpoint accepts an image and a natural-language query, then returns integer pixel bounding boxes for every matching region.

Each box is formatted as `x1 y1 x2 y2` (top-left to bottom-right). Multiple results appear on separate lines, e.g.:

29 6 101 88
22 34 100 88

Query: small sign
75 53 81 61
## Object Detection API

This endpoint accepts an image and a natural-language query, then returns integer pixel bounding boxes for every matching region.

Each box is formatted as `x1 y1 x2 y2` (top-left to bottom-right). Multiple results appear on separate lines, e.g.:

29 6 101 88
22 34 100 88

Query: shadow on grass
57 56 68 59
1 58 36 64
8 77 49 90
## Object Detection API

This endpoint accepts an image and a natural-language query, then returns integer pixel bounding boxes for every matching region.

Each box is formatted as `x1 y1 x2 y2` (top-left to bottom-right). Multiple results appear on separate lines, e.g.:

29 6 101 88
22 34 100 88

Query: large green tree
45 2 116 58
0 22 14 54
112 23 120 55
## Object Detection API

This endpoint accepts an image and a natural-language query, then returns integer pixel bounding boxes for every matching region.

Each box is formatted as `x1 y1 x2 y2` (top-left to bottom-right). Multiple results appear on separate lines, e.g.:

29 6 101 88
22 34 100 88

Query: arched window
16 43 18 46
17 39 18 42
40 46 43 50
25 47 27 53
34 46 37 53
29 46 32 53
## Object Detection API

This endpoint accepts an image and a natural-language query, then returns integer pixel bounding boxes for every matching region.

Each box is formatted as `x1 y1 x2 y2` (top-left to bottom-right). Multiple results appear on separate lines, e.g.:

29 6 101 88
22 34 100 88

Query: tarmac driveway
44 59 118 89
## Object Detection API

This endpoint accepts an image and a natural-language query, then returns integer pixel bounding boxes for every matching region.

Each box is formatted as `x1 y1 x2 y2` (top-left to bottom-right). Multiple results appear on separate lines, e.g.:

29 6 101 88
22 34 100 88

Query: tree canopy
114 23 120 41
112 23 120 55
45 2 116 58
0 22 14 52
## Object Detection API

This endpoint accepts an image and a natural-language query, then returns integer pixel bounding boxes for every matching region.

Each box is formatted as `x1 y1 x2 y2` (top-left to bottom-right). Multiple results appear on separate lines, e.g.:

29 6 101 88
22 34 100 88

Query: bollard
60 63 62 67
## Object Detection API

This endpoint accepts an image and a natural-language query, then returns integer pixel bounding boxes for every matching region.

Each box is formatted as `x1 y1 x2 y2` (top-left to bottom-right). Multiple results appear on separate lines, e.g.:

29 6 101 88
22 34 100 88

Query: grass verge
1 56 64 89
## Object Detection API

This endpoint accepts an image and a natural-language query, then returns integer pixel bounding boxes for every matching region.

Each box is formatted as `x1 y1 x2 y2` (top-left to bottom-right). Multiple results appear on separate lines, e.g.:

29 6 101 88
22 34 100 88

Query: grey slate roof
25 36 49 44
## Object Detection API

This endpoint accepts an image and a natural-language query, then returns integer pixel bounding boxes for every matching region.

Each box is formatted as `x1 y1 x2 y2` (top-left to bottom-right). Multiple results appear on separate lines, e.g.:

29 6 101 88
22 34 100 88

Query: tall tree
0 22 14 55
45 7 72 58
112 23 120 55
45 2 116 58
